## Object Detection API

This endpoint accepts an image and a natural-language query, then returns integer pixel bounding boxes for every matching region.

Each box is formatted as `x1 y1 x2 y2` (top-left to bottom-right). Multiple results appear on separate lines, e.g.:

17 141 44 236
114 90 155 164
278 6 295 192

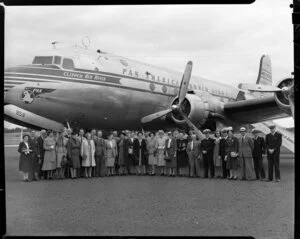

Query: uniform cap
269 124 276 129
203 129 211 134
239 127 246 132
252 129 261 134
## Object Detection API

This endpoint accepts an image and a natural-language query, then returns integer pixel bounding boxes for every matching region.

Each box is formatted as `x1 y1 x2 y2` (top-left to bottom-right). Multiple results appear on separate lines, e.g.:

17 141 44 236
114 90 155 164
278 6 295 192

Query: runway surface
4 146 294 238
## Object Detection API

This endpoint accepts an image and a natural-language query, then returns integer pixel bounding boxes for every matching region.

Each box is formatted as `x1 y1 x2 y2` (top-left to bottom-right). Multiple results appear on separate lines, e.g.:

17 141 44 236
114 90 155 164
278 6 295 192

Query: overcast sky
4 1 294 128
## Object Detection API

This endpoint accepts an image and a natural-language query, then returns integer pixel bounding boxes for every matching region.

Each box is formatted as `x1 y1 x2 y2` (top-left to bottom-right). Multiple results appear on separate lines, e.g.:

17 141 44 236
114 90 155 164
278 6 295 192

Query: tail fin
256 55 272 85
253 55 272 98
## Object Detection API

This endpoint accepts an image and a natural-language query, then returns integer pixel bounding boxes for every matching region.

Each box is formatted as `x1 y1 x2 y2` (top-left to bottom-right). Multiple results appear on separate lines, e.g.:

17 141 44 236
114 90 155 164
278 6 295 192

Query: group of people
17 124 282 182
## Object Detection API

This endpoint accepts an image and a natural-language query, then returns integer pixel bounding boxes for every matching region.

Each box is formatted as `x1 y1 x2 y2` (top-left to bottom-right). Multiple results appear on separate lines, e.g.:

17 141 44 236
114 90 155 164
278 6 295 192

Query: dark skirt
177 151 188 168
71 155 81 169
226 156 238 170
19 153 34 173
166 150 177 168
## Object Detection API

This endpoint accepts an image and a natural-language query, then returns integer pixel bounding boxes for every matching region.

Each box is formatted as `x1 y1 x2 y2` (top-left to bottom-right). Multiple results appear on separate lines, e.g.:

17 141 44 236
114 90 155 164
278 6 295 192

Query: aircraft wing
222 95 290 124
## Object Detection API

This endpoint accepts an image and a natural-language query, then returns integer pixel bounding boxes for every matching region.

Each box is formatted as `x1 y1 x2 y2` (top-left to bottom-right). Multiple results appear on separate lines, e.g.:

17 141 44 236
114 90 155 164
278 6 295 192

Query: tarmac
4 146 294 238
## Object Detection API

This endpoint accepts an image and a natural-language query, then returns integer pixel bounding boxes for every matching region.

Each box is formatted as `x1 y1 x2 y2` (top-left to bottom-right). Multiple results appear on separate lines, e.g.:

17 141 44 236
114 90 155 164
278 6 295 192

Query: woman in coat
165 132 177 177
147 132 157 176
177 131 189 177
81 132 96 178
213 130 223 178
133 132 148 175
18 135 34 182
42 130 57 180
225 128 239 180
105 133 117 176
118 132 129 175
155 130 166 176
56 131 68 179
66 131 81 179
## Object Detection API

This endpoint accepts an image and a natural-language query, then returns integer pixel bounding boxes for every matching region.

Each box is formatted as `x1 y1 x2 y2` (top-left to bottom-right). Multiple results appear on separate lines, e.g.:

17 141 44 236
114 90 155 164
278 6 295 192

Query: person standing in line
133 132 148 175
66 131 81 179
105 133 117 176
213 130 223 178
78 128 86 178
42 130 57 180
18 135 34 182
176 131 188 177
37 129 47 179
81 132 96 178
64 129 72 179
29 130 40 181
165 132 177 177
225 127 239 180
147 132 157 176
186 134 201 178
252 129 266 180
265 124 282 182
118 132 129 175
238 127 256 181
127 131 135 175
219 128 228 179
94 130 107 177
56 131 68 179
156 130 166 176
200 129 215 179
91 129 97 141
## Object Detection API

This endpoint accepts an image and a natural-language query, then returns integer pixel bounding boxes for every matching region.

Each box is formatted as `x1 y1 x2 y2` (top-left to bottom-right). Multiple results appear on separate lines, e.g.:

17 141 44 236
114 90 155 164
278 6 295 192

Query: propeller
141 61 206 140
239 78 294 119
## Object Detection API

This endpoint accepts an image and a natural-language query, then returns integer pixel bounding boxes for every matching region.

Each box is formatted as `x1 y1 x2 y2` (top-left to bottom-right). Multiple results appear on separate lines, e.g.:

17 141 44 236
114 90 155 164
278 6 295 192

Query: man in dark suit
37 129 47 179
219 128 228 179
78 128 85 177
265 124 282 182
252 129 266 180
200 129 215 178
186 134 201 178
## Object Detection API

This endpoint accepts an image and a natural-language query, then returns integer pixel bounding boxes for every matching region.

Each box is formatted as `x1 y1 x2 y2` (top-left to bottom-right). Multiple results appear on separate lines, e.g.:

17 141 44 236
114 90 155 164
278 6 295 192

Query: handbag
230 152 238 158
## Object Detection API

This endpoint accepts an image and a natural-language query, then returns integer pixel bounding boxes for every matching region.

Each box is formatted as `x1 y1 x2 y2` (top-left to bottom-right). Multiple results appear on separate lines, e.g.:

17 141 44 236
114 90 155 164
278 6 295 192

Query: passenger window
62 58 74 70
54 56 61 65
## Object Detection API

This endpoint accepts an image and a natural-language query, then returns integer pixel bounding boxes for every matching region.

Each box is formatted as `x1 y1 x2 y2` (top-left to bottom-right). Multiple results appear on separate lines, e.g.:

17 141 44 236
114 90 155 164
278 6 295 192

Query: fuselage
4 46 241 130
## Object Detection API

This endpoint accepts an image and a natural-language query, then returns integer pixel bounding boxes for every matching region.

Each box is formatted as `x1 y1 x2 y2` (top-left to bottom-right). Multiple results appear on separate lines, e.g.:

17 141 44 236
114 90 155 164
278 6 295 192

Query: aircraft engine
274 77 294 115
169 94 224 128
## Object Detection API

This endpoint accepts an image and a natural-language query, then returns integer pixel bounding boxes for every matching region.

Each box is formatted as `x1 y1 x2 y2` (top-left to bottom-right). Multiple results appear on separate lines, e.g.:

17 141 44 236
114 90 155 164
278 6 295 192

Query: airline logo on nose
21 90 34 104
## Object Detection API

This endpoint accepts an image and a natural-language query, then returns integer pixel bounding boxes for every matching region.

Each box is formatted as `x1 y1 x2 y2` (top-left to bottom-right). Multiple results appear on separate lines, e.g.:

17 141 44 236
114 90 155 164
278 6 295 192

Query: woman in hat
18 134 34 182
133 132 148 175
147 132 157 175
42 130 57 180
225 128 239 180
155 130 166 176
117 132 129 175
81 132 96 178
213 130 223 178
165 131 177 176
177 131 189 177
67 131 81 179
105 133 118 176
55 130 68 179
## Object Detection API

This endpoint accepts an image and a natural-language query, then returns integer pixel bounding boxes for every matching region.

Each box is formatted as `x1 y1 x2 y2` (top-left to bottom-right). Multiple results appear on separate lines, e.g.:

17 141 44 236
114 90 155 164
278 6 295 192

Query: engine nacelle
169 93 224 129
274 77 294 115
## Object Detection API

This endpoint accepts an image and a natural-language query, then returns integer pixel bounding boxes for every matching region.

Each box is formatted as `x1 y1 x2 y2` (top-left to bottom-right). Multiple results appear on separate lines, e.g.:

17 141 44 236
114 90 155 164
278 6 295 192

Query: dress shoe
276 179 281 182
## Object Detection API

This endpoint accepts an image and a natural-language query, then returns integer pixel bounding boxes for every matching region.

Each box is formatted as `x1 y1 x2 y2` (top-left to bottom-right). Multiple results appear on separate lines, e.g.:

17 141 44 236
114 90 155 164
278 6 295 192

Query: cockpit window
62 58 74 70
54 56 61 65
32 56 53 65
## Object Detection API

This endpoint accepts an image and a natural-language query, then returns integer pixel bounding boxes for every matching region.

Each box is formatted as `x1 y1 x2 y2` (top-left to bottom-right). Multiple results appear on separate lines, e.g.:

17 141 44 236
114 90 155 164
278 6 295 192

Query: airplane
4 38 294 143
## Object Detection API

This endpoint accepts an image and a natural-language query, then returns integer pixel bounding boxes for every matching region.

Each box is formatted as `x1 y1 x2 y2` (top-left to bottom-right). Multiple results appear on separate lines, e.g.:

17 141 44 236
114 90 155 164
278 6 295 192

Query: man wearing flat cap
265 124 282 182
200 129 215 178
252 129 266 180
238 127 256 180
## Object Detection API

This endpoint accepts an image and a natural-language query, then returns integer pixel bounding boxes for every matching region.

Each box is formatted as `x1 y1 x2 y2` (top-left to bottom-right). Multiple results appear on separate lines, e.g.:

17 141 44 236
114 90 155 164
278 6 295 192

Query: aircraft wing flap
223 96 289 124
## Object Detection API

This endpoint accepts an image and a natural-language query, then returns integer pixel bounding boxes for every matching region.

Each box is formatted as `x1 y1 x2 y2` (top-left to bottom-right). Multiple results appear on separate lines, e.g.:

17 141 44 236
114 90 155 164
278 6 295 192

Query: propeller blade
178 61 193 105
180 111 206 141
141 109 172 124
238 83 282 92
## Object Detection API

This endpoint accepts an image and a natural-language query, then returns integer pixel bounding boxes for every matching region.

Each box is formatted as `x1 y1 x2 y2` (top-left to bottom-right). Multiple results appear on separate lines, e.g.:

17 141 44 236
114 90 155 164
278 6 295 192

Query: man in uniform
219 128 228 179
252 129 266 180
37 129 47 179
265 124 282 182
238 127 256 180
200 129 215 178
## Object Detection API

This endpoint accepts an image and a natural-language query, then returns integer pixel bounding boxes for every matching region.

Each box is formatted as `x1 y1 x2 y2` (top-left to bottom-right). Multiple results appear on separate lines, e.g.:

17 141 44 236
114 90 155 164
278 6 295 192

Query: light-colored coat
81 139 96 167
238 135 254 158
